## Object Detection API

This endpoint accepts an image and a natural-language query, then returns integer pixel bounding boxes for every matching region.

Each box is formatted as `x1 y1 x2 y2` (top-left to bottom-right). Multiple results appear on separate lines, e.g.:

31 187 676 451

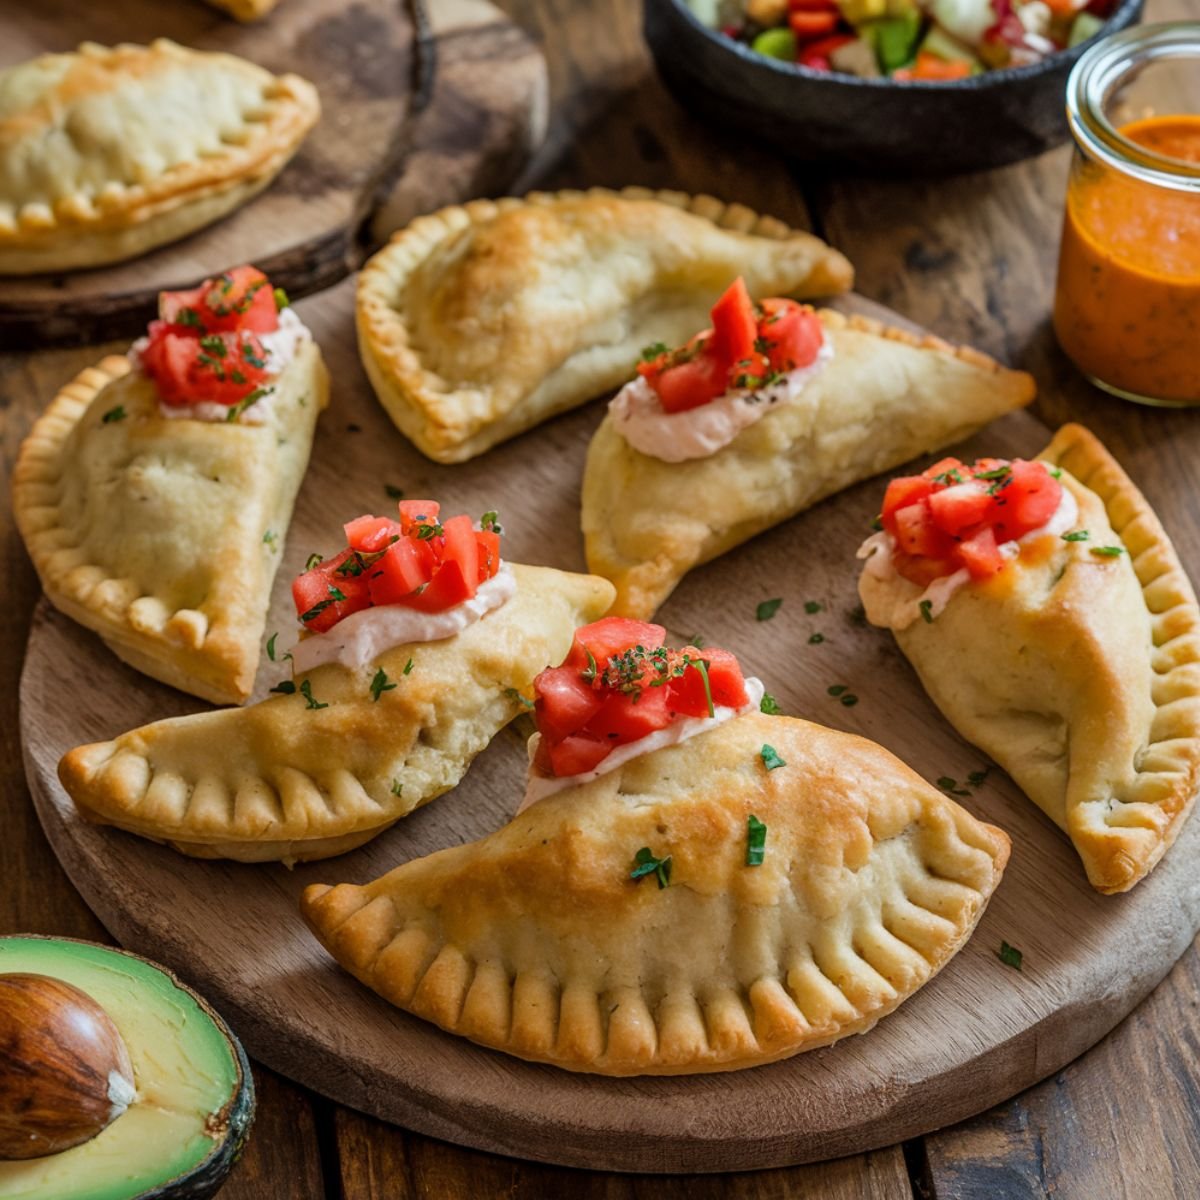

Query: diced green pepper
752 27 799 61
864 11 922 72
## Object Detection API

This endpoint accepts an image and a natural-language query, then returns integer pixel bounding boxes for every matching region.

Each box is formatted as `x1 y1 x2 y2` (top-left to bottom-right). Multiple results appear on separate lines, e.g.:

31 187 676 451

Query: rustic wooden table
3 0 1198 1195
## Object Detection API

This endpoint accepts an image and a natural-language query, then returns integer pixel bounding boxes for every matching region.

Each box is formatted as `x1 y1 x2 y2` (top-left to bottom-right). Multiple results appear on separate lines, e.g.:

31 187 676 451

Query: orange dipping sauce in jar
1053 27 1200 407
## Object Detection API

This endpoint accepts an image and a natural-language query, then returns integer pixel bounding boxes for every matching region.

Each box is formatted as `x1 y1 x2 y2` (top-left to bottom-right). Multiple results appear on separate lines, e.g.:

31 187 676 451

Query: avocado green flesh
0 938 244 1200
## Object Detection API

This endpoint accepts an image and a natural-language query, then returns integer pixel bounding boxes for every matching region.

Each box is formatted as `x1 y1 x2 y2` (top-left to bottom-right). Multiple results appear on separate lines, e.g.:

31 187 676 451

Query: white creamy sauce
517 676 765 814
129 307 311 425
289 565 516 673
610 341 833 462
857 485 1079 631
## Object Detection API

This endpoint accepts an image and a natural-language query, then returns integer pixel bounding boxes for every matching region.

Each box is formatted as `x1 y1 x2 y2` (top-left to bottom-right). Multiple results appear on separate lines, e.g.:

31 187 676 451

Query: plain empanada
355 188 854 463
0 40 318 274
59 564 615 863
583 309 1035 619
301 712 1010 1075
860 424 1200 894
13 340 329 706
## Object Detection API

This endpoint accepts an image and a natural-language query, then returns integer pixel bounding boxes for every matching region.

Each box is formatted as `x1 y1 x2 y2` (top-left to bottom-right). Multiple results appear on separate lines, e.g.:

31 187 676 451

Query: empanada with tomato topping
13 269 328 705
301 711 1010 1075
582 301 1035 619
355 188 853 463
858 424 1200 894
58 563 614 863
0 40 318 274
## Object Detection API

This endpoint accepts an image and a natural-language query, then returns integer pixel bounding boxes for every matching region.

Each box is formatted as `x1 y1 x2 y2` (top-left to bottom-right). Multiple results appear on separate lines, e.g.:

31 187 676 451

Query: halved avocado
0 936 254 1200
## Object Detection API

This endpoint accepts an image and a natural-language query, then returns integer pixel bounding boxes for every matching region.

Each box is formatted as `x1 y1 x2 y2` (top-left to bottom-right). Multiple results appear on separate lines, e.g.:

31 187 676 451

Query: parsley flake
266 633 292 663
370 667 397 702
808 632 825 645
638 341 669 364
1062 530 1090 542
919 599 934 624
827 684 848 697
581 647 599 685
1090 545 1125 558
224 384 272 423
385 484 405 500
1049 467 1063 479
687 634 706 649
300 679 328 710
504 686 534 709
756 598 783 621
262 530 278 550
270 680 296 695
804 600 823 614
305 553 324 571
391 779 403 797
403 658 414 675
746 814 767 867
760 744 786 771
273 286 290 311
101 405 127 424
840 693 859 707
871 515 884 532
759 693 781 715
414 521 444 541
690 656 715 717
975 465 1011 481
967 767 991 787
480 510 503 534
630 847 672 889
937 775 971 798
998 941 1023 970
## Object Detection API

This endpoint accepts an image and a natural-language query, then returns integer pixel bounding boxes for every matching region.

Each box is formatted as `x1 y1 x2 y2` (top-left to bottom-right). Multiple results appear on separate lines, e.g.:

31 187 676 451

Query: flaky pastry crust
58 565 615 863
355 187 854 463
13 344 329 705
583 308 1035 618
867 424 1200 894
0 40 319 274
302 713 1010 1075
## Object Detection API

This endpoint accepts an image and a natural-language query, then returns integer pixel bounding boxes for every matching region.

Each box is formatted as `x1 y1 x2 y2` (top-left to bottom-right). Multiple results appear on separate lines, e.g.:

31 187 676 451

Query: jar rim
1067 22 1200 193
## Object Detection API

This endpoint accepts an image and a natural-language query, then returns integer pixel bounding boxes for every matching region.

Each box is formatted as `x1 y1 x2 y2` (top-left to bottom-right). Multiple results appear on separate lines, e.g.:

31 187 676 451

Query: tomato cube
584 687 672 744
344 515 402 553
475 530 501 581
440 516 480 600
367 538 431 606
881 476 934 532
758 300 824 373
200 266 278 334
399 560 475 613
547 734 611 778
992 461 1061 540
534 666 605 742
293 553 371 632
567 618 666 672
957 526 1007 580
708 277 758 368
928 481 993 537
398 500 440 533
653 350 729 413
893 501 950 558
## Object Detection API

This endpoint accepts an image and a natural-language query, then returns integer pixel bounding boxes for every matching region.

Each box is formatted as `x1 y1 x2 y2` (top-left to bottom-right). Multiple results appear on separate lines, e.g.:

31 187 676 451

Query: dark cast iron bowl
643 0 1144 172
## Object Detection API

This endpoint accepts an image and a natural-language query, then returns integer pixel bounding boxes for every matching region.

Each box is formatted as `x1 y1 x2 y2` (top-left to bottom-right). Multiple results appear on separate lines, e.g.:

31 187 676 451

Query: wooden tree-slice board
19 278 1200 1173
0 0 546 348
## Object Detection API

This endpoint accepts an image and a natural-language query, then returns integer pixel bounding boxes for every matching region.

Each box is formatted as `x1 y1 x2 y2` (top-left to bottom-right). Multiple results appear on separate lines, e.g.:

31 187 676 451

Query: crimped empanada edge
1040 423 1200 894
354 186 855 462
0 40 320 273
13 349 327 705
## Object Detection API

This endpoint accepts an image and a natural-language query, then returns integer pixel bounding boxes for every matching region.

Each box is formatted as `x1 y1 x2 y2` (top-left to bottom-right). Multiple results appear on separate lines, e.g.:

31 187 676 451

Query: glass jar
1053 23 1200 407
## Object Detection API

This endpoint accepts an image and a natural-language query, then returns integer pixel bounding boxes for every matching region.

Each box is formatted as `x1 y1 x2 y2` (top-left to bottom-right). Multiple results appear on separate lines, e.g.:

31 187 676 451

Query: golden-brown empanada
301 712 1010 1075
13 332 329 705
859 424 1200 894
0 40 319 274
583 309 1035 619
355 188 854 463
203 0 283 19
59 564 615 863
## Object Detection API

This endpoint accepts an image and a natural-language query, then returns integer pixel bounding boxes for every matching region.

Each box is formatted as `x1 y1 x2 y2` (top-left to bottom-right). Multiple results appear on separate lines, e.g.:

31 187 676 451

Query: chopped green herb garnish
581 647 598 684
265 633 292 663
391 779 403 797
1090 545 1125 557
759 693 781 715
504 686 534 709
746 814 767 867
385 484 405 500
937 775 971 798
804 600 823 614
480 510 503 534
691 656 714 718
840 694 859 707
808 632 825 645
919 599 934 624
967 767 991 787
224 385 272 423
871 515 884 532
756 598 783 621
827 684 847 697
403 658 414 675
299 583 345 623
975 465 1011 481
300 679 328 710
199 334 227 358
638 341 670 364
630 846 672 889
849 604 867 627
369 667 397 702
262 530 278 550
687 634 706 649
1048 467 1062 479
327 586 347 602
414 521 444 540
273 286 290 311
176 306 204 329
101 405 127 424
240 341 267 370
1061 530 1089 542
270 680 296 695
760 744 786 771
305 553 324 571
998 941 1023 970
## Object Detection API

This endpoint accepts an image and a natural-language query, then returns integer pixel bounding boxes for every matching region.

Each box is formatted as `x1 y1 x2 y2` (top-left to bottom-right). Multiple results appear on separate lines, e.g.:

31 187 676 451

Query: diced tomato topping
533 617 750 779
637 279 826 414
294 502 506 629
874 456 1063 586
789 10 839 37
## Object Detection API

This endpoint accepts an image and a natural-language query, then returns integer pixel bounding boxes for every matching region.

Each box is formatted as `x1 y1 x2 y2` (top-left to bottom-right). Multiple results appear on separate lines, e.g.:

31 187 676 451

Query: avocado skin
138 1001 256 1200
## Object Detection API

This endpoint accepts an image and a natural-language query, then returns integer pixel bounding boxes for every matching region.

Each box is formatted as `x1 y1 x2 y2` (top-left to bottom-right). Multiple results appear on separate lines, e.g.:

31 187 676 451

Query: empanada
355 188 854 463
858 424 1200 894
0 40 319 274
204 0 283 19
583 306 1035 619
13 269 329 705
58 564 615 863
301 711 1010 1075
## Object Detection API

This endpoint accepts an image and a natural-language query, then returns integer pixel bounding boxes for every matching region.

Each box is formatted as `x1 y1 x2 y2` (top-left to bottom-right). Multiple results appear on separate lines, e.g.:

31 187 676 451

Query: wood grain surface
18 277 1200 1174
4 0 1200 1194
0 0 546 348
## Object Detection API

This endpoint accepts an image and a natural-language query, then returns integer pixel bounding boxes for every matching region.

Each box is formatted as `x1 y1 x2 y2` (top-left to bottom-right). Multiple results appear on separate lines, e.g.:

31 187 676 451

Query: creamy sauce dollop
517 676 765 814
611 341 834 462
130 307 312 425
290 565 516 673
857 485 1079 631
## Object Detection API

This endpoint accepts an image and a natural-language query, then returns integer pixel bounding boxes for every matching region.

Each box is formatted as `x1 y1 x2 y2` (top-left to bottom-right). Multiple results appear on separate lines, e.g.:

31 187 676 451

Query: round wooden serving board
0 0 546 349
19 279 1200 1173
